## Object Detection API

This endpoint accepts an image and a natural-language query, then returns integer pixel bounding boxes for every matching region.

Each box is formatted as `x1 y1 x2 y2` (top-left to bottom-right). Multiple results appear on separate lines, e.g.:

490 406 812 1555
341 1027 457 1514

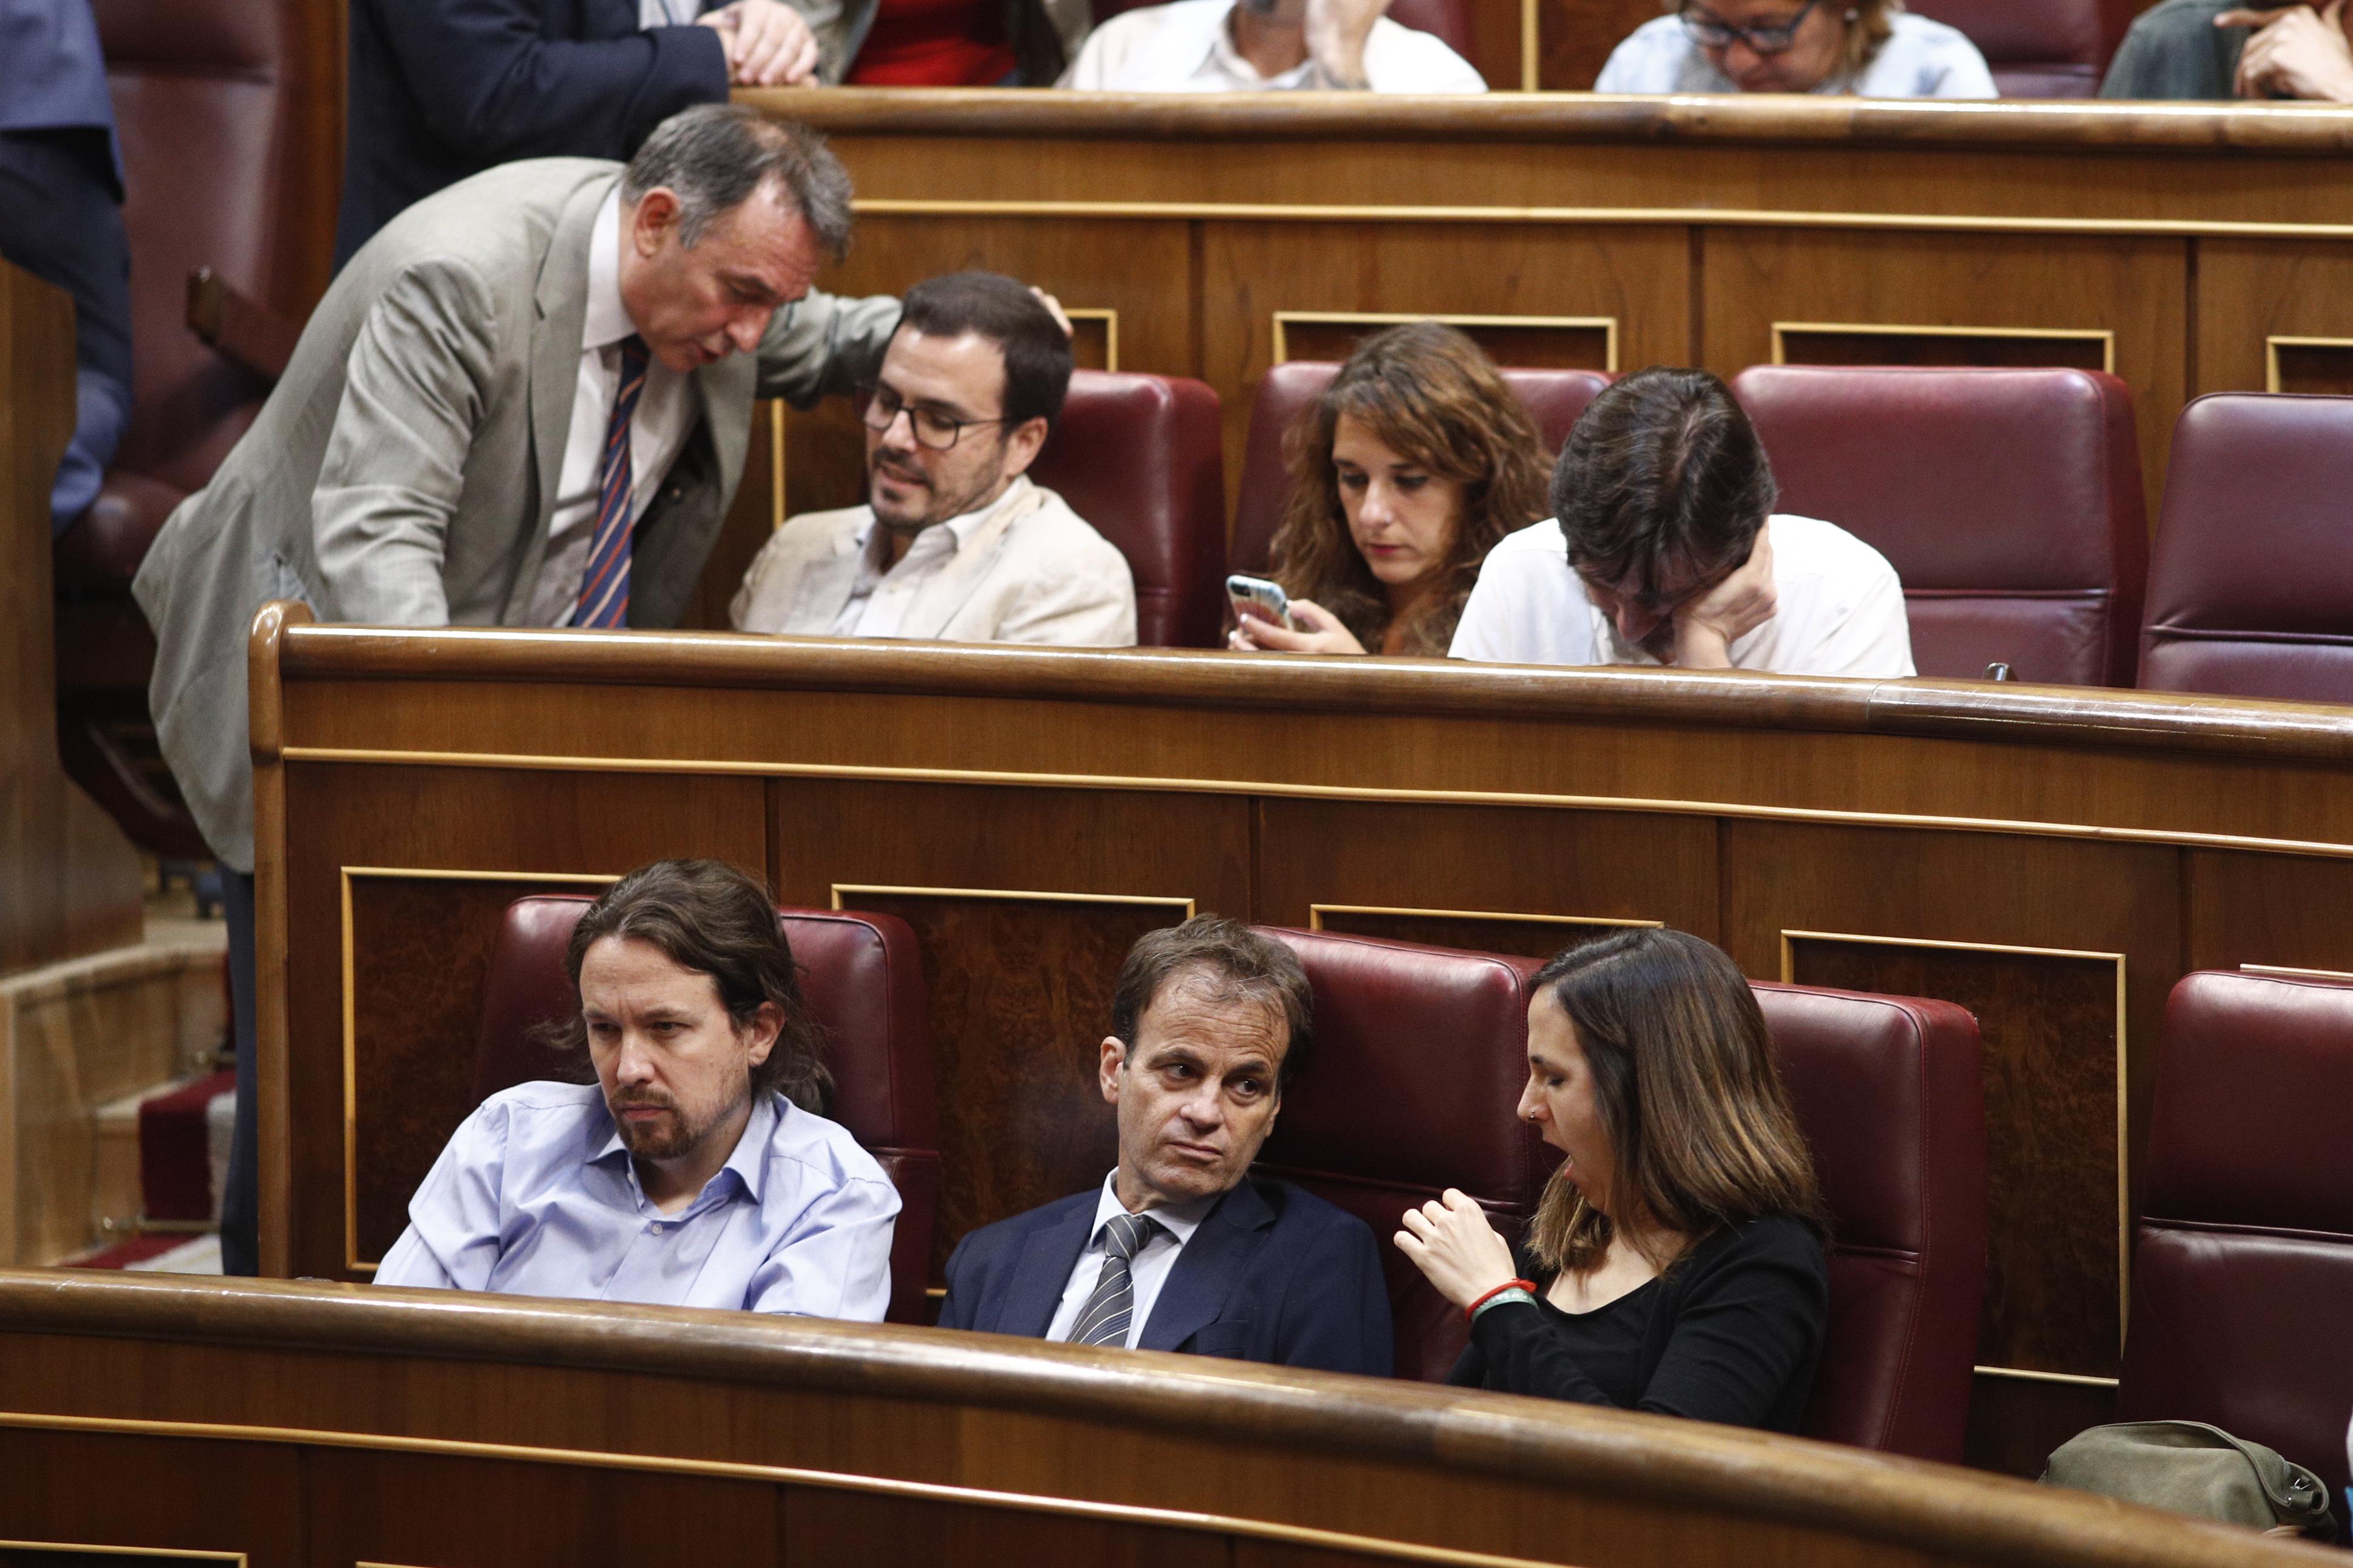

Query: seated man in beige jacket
732 271 1137 646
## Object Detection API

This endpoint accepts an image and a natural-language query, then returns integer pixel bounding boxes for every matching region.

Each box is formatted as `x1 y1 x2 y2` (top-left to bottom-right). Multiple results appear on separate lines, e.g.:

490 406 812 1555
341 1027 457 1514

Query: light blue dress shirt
375 1082 901 1319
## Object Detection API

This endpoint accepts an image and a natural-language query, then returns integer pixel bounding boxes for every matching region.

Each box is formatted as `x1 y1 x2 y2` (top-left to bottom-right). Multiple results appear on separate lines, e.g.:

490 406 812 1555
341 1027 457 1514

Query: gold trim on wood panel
1519 0 1537 92
339 867 629 1275
1064 307 1120 372
279 745 2353 861
1308 904 1661 933
831 883 1196 917
0 1547 244 1564
770 399 787 531
850 197 2353 243
0 1413 1560 1568
1972 1366 2123 1389
2241 962 2353 982
1771 321 2117 375
2264 335 2353 393
1273 310 1618 372
1779 928 2131 1371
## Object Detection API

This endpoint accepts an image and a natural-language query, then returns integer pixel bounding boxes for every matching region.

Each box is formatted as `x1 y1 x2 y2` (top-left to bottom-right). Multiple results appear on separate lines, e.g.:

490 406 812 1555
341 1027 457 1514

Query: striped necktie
574 334 650 630
1070 1211 1161 1348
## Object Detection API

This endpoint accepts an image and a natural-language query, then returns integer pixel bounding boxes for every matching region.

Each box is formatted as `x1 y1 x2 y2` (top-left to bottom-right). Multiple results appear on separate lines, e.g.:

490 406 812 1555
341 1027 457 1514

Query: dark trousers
220 869 259 1276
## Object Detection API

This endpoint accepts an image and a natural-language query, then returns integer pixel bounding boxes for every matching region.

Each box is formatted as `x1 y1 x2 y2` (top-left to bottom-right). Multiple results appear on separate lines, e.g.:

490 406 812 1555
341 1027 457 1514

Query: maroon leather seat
471 894 941 1326
1250 928 1986 1459
1908 0 2110 97
2139 393 2353 702
1230 362 1611 575
1090 0 1474 63
1028 370 1226 648
1248 928 1553 1381
1753 983 1986 1462
2117 971 2353 1500
1734 364 2147 687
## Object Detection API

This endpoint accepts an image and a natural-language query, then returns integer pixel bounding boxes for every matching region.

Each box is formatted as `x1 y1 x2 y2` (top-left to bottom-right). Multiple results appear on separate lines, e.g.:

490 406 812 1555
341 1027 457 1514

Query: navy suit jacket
938 1178 1394 1378
336 0 730 266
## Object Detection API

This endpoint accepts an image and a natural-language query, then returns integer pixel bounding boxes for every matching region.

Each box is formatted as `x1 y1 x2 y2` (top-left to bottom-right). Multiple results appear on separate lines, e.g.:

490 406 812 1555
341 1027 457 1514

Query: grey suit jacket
132 157 899 870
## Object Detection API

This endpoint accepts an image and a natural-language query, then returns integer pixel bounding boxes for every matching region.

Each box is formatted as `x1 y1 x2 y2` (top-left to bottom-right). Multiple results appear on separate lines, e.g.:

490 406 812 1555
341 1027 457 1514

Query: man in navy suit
336 0 823 267
939 917 1392 1376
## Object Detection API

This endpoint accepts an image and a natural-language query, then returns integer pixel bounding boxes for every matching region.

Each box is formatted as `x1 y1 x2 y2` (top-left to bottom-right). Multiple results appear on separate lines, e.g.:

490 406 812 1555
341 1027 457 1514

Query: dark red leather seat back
1028 370 1227 648
1089 0 1474 60
1735 364 2147 687
2139 393 2353 702
1907 0 2107 96
1230 361 1610 575
1248 928 1550 1382
471 894 941 1325
78 0 319 576
2118 972 2353 1499
1754 984 1987 1462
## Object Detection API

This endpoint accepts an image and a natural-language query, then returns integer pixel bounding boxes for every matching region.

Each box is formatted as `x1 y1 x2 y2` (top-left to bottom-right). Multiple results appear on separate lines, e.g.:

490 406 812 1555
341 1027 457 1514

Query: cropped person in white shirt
1596 0 1995 98
1450 367 1913 679
1060 0 1485 92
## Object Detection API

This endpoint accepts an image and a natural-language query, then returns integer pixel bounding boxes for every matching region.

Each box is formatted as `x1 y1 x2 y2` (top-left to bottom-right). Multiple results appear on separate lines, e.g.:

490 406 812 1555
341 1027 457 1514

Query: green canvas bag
2040 1420 2335 1538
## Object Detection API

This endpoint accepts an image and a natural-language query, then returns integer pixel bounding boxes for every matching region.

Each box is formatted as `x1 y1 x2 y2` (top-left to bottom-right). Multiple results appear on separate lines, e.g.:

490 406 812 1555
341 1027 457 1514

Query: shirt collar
854 475 1031 568
583 188 636 353
587 1088 781 1209
1089 1168 1218 1249
1204 1 1315 87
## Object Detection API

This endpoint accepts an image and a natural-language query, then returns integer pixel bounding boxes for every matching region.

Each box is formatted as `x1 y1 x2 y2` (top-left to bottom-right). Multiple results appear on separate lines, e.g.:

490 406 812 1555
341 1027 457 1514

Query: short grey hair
621 104 855 261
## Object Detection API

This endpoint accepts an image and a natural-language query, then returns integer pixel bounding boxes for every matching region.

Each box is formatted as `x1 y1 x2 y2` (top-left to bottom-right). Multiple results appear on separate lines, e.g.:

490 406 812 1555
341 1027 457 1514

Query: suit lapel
896 481 1043 640
514 173 614 619
1002 1196 1097 1339
1137 1181 1274 1353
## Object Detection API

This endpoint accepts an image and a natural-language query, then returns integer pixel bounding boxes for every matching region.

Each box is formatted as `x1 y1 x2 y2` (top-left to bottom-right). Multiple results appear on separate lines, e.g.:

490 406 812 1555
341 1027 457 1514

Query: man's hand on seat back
700 0 822 87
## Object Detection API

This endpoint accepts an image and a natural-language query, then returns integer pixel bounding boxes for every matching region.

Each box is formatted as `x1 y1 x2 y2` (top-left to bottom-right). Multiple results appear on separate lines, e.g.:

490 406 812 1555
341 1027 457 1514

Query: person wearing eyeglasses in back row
1595 0 1994 97
732 270 1138 647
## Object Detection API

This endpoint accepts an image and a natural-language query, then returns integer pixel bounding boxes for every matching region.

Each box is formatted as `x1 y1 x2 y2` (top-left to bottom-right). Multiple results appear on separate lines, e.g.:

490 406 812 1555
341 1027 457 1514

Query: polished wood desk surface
253 609 2353 1478
737 89 2353 531
0 1267 2332 1568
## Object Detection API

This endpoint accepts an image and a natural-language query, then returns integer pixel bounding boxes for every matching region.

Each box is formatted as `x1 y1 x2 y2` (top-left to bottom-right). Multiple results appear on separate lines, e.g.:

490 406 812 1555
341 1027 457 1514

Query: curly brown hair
1265 323 1549 657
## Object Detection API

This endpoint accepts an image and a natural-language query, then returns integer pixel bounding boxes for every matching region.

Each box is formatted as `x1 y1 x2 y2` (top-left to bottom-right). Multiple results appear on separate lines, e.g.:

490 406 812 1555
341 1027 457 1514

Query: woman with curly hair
1231 322 1550 659
1595 0 1994 98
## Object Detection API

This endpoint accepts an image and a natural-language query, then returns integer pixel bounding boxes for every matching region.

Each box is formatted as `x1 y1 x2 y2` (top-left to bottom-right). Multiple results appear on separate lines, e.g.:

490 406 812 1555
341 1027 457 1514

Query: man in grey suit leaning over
132 103 899 1276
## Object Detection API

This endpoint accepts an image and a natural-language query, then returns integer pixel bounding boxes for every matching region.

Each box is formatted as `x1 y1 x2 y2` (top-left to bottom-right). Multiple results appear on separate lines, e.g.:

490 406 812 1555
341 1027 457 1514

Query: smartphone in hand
1226 574 1296 633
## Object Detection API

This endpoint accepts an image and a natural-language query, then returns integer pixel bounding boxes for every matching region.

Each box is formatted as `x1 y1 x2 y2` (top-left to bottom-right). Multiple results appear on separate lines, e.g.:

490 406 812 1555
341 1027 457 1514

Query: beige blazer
132 157 899 869
730 479 1137 647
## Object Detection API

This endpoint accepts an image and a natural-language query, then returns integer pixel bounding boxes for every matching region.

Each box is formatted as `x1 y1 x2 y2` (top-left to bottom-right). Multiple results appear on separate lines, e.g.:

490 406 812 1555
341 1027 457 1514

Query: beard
868 441 1010 534
606 1082 744 1162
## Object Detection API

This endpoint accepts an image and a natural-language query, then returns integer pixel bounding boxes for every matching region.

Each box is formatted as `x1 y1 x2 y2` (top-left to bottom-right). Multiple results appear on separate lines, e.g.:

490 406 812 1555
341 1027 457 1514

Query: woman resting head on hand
1395 928 1832 1431
1233 322 1548 659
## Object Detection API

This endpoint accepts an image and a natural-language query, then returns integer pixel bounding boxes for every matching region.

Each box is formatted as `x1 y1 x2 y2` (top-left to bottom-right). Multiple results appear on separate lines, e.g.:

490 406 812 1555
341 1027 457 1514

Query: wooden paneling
1702 228 2184 512
0 1271 2327 1568
2186 851 2353 976
1536 0 1660 90
0 265 140 978
2194 242 2353 401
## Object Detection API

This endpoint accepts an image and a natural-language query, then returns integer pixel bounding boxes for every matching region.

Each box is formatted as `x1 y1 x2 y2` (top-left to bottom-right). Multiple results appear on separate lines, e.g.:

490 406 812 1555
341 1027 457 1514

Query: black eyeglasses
856 383 1006 452
1679 0 1823 55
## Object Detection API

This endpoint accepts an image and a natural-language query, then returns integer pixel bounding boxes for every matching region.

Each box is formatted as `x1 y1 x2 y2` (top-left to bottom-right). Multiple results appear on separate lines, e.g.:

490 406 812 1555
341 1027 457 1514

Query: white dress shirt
524 189 700 627
1044 1173 1219 1348
1060 0 1486 93
638 0 708 25
1594 13 1996 98
828 482 1017 637
1449 515 1916 678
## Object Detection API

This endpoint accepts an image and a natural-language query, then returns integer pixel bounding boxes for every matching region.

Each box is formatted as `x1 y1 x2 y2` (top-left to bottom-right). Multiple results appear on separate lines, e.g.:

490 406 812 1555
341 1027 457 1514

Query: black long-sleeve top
1446 1214 1830 1434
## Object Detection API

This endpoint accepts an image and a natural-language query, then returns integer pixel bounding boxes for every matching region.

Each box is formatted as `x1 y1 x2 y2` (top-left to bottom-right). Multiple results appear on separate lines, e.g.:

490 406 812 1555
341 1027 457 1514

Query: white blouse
1595 12 1997 99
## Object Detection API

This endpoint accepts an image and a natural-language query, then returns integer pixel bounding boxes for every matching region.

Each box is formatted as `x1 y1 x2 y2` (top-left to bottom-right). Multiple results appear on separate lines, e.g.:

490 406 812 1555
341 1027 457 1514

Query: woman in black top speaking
1397 928 1830 1432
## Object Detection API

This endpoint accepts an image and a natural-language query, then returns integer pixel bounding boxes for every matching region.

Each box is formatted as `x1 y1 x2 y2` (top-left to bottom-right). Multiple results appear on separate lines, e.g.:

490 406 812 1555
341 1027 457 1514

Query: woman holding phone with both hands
1397 928 1831 1432
1230 322 1548 659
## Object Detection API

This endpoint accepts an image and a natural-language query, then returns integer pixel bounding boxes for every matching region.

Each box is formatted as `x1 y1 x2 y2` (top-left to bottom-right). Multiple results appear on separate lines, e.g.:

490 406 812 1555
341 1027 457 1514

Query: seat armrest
186 266 299 384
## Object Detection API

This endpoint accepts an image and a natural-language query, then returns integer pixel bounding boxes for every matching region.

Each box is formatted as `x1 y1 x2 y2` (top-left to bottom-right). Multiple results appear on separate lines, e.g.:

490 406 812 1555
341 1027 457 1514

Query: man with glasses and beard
731 270 1137 646
375 861 900 1316
1450 367 1913 679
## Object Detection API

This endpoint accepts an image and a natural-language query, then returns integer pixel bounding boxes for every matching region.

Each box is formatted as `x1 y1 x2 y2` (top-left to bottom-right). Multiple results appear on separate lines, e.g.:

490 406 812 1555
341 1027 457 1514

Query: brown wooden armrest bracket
186 265 300 383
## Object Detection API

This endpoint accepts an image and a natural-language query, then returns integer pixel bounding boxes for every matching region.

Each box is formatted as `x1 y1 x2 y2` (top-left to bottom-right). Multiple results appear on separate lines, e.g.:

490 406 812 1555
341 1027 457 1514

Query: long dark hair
1524 928 1823 1277
1268 323 1548 656
553 859 832 1113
